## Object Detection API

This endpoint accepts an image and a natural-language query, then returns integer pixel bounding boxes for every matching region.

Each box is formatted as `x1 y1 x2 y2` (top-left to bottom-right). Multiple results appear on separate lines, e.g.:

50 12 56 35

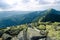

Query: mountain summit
41 9 60 22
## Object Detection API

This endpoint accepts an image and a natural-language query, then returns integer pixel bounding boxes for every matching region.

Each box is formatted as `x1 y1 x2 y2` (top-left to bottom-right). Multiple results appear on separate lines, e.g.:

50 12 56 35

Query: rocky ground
0 22 60 40
0 27 49 40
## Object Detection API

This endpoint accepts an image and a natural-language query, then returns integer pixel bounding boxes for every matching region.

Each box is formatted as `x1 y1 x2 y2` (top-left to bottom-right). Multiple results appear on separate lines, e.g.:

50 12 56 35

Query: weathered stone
2 33 12 40
0 38 2 40
0 30 4 38
1 27 49 40
17 31 24 40
40 30 48 36
5 29 20 36
55 26 60 31
11 37 19 40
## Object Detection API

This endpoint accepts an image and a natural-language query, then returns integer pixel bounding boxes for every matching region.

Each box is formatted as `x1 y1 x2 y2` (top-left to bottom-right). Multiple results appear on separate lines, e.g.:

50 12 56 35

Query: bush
37 25 46 30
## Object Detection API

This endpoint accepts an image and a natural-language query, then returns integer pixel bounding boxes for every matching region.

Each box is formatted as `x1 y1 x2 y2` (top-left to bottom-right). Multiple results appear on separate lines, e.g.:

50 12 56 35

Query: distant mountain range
0 9 60 28
0 11 30 19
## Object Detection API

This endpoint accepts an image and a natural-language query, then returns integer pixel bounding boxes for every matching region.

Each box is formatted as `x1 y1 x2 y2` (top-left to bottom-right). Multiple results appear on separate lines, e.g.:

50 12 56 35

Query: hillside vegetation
0 9 60 27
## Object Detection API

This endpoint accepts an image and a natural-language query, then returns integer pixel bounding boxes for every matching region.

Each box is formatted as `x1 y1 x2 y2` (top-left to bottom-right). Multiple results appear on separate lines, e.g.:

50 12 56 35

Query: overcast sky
0 0 60 11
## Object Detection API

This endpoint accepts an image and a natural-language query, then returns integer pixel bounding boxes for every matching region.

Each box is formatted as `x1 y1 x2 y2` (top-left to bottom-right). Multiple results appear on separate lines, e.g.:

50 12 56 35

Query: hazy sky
0 0 60 11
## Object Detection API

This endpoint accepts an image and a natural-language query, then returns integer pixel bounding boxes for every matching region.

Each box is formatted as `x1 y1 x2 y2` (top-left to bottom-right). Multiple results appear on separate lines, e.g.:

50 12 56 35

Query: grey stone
2 33 12 40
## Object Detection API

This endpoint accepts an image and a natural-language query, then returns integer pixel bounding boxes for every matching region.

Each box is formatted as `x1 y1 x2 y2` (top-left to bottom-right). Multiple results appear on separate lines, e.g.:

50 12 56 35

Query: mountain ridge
0 9 60 28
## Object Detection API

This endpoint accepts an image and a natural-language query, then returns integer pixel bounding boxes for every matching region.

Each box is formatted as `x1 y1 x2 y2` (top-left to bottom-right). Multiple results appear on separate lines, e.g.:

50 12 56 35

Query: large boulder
11 37 19 40
17 30 24 40
5 29 20 36
2 33 12 40
0 30 4 38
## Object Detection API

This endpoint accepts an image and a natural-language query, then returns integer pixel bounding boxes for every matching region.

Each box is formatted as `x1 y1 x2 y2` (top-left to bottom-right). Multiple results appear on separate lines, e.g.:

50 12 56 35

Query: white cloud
44 0 55 3
0 0 60 11
0 8 3 11
4 0 16 5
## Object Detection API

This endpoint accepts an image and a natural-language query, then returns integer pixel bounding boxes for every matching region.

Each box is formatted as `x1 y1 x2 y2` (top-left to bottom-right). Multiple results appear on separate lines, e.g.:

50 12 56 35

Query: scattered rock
2 33 12 40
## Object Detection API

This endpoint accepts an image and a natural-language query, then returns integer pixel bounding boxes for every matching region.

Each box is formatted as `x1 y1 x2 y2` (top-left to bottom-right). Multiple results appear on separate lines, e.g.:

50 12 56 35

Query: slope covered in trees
0 9 60 27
